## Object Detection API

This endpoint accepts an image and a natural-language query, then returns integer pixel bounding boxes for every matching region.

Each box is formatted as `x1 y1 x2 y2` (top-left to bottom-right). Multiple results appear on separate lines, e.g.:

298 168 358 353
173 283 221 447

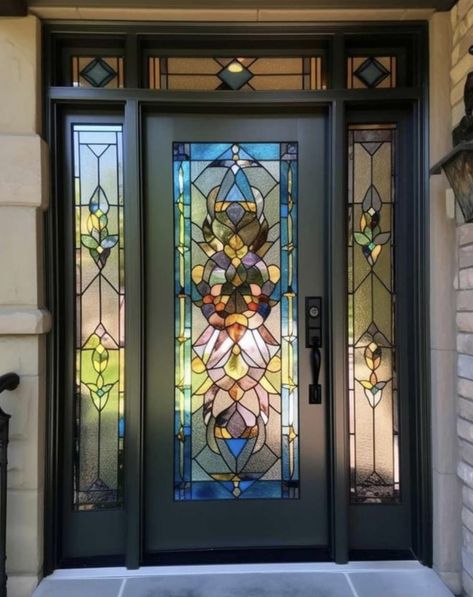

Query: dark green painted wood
124 99 144 569
29 0 456 11
0 0 26 16
59 112 127 561
329 100 349 564
143 112 328 554
43 21 431 570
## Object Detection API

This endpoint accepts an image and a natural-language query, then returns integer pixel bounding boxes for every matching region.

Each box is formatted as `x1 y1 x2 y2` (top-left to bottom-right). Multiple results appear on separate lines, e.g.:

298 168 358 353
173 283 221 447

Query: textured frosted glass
348 125 399 504
73 124 125 510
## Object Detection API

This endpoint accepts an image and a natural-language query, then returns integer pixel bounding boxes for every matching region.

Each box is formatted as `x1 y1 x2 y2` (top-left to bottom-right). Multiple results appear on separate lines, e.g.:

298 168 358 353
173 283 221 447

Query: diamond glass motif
217 60 253 90
353 57 390 89
80 58 118 88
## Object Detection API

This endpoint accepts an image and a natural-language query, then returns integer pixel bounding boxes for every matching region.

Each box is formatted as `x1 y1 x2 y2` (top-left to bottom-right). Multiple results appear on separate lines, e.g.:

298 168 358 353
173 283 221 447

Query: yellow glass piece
191 264 204 284
191 356 206 374
224 352 249 381
268 265 281 283
267 354 281 372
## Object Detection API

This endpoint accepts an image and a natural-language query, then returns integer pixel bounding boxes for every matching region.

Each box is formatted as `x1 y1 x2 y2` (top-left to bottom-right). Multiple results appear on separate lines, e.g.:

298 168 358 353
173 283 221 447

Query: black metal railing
0 373 19 597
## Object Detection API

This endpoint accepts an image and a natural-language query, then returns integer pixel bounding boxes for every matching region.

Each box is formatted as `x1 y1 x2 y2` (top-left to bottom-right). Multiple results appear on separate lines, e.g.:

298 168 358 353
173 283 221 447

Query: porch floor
32 561 454 597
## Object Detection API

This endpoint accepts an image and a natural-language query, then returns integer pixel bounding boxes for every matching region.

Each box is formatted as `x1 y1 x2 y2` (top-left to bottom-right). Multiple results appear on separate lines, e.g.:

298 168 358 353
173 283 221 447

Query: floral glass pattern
348 125 399 504
347 56 397 89
72 56 124 88
149 57 324 91
174 142 299 500
73 124 125 509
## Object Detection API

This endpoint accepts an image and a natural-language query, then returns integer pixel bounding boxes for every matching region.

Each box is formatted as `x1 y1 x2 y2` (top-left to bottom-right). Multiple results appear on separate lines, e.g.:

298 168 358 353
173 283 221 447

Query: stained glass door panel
144 114 327 553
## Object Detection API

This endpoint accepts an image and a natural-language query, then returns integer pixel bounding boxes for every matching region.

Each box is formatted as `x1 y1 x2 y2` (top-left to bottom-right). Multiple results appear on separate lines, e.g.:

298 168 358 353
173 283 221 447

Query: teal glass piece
217 60 253 89
174 142 299 500
80 57 117 87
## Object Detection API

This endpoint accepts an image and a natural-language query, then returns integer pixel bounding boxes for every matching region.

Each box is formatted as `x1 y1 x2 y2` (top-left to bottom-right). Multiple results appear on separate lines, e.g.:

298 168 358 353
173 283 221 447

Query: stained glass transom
347 56 397 89
72 56 124 88
73 124 125 509
348 125 399 504
174 142 299 500
149 57 324 91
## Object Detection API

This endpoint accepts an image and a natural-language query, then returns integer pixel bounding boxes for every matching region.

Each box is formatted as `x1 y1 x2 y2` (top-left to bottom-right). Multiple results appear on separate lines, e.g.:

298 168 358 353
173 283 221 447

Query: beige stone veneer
0 5 463 597
0 14 49 597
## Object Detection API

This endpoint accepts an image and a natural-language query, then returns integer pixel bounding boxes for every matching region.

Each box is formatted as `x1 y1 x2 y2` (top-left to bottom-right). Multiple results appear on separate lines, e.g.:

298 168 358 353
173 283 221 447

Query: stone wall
450 2 473 595
0 15 49 597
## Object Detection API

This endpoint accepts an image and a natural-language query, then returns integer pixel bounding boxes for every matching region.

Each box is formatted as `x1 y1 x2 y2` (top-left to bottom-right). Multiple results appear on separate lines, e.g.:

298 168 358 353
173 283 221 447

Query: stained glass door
144 113 328 555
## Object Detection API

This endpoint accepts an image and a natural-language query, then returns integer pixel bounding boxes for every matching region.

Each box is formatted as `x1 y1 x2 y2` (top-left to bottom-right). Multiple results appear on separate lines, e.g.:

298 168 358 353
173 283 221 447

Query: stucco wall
0 14 49 597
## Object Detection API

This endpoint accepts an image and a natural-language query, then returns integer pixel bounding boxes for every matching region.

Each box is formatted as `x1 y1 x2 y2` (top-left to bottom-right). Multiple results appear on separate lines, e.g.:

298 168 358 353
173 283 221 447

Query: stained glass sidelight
149 57 324 91
347 57 397 89
348 125 399 504
72 56 124 88
73 124 125 509
174 142 299 500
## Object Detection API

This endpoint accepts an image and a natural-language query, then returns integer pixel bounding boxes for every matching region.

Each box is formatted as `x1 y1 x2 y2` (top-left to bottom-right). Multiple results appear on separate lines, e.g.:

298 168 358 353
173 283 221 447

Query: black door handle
309 338 322 404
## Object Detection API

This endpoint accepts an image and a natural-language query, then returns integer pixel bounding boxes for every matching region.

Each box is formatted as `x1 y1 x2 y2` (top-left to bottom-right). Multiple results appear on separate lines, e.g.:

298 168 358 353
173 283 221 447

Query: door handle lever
309 338 322 405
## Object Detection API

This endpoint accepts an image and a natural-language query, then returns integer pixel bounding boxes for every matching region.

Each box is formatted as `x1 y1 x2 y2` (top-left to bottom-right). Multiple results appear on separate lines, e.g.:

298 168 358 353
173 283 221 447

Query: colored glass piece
174 142 299 500
347 56 397 89
80 57 117 87
348 125 399 504
73 124 125 510
149 56 324 91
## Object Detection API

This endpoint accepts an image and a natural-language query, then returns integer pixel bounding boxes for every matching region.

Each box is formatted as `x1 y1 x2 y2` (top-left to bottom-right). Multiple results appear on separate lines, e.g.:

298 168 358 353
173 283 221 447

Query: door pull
309 338 322 405
306 297 322 404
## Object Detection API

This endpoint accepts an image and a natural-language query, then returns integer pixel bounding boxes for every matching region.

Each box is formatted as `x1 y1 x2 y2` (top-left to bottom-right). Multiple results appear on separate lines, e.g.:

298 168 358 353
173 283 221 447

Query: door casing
44 21 431 572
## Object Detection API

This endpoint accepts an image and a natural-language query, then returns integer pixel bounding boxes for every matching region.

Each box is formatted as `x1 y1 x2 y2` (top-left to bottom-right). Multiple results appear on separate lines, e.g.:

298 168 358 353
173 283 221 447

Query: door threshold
34 562 454 597
48 559 427 578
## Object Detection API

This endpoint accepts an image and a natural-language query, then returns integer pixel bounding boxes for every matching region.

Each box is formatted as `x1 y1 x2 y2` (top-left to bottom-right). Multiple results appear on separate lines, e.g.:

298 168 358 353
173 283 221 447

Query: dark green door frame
44 21 430 573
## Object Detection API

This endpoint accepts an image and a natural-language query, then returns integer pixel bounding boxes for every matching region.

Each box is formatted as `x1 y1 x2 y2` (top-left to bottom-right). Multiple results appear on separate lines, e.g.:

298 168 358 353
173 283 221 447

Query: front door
143 112 328 558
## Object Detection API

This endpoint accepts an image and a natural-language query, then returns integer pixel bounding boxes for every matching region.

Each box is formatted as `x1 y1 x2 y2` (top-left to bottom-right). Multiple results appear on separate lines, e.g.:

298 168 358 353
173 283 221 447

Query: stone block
431 350 458 473
6 488 42 575
0 207 41 306
0 308 51 335
458 290 473 312
459 268 473 290
458 224 473 246
450 47 473 86
430 179 456 350
463 505 473 533
460 439 473 468
461 245 473 269
0 16 40 135
433 470 462 575
7 575 39 597
0 336 45 376
0 135 48 208
458 460 473 490
458 417 473 443
459 354 473 379
6 374 45 491
460 378 473 400
460 397 473 421
464 568 473 596
457 313 473 333
459 334 473 355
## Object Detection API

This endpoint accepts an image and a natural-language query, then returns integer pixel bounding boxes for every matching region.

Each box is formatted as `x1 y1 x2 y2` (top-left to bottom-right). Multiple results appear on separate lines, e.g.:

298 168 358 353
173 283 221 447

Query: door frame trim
44 21 430 573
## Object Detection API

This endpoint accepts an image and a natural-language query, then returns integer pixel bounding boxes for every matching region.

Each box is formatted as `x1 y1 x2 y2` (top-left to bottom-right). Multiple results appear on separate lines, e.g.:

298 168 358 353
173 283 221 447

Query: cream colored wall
0 14 49 597
0 6 462 597
430 12 463 596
